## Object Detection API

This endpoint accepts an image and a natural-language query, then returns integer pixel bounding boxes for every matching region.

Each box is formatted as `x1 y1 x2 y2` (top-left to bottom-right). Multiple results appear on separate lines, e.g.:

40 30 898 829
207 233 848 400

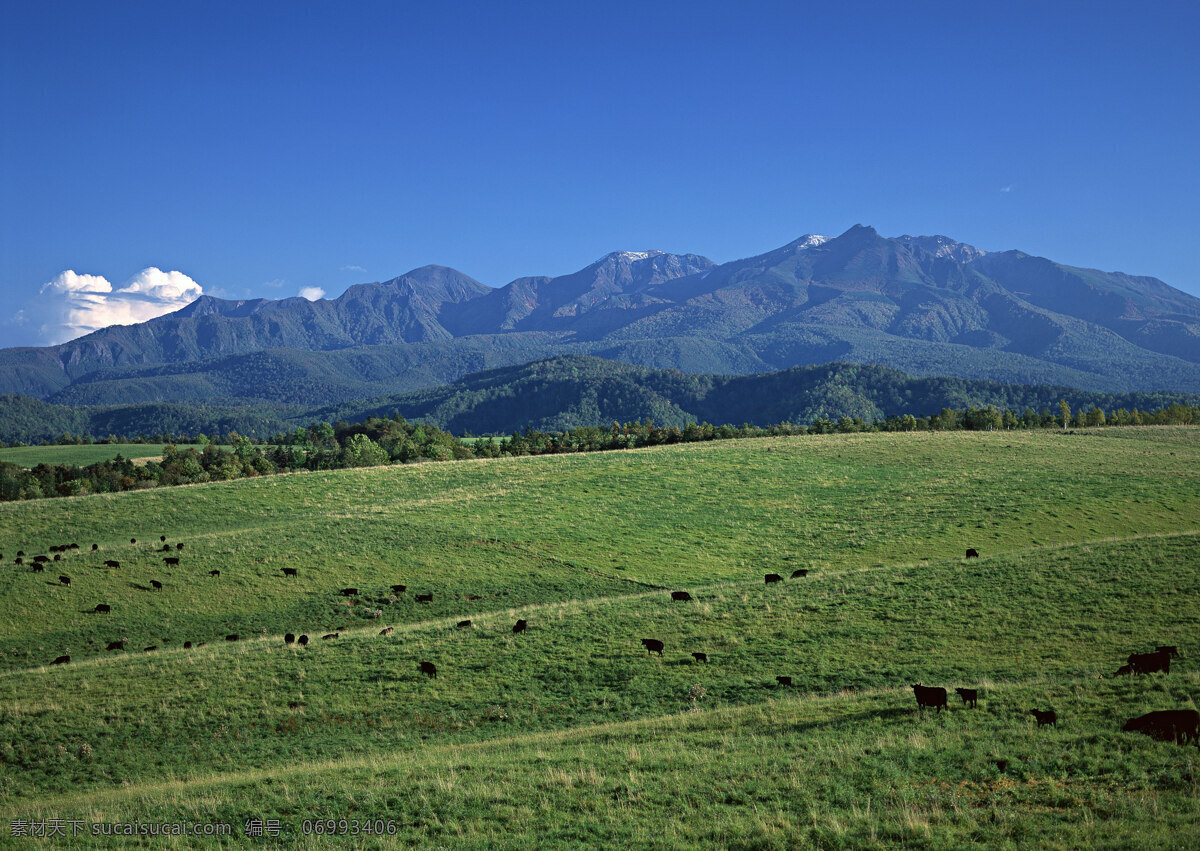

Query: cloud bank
299 287 326 301
19 268 203 345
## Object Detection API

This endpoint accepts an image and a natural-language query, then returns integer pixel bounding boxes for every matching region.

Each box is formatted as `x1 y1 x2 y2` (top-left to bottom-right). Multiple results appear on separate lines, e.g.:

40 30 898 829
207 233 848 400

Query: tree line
3 400 1197 502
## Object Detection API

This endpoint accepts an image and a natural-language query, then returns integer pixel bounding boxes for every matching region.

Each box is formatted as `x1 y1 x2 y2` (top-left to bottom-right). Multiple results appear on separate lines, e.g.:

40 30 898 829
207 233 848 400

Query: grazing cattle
53 554 61 561
16 551 24 557
285 633 295 644
144 646 157 652
1031 709 1057 728
912 684 948 713
183 641 192 649
671 591 692 601
322 633 338 640
106 640 124 651
92 544 98 551
379 627 393 636
340 588 358 596
160 536 166 542
1156 645 1179 658
225 634 239 642
150 580 163 590
104 560 120 568
34 555 49 563
1123 709 1200 748
162 544 171 552
457 620 472 628
764 573 783 584
282 567 297 577
692 652 708 663
297 635 309 646
776 676 793 686
641 638 664 656
58 575 70 586
965 548 979 558
176 543 184 551
15 558 22 565
130 539 136 544
209 569 220 577
1128 650 1171 675
93 603 111 613
391 584 406 593
513 619 527 634
415 593 433 603
955 687 978 708
69 543 79 550
419 661 437 678
31 564 43 572
164 557 179 566
1113 664 1134 676
51 655 70 665
791 569 808 578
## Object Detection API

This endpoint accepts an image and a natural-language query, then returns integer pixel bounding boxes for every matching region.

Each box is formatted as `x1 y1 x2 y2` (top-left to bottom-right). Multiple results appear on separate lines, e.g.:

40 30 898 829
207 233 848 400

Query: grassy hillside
0 427 1197 846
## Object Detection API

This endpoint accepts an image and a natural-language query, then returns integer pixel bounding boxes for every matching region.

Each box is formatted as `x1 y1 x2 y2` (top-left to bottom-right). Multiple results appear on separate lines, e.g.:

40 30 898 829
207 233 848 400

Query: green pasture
0 426 1198 846
0 444 210 468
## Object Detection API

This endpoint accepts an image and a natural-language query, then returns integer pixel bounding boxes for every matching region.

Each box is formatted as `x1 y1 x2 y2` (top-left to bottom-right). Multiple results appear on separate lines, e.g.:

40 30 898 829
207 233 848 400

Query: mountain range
3 225 1199 405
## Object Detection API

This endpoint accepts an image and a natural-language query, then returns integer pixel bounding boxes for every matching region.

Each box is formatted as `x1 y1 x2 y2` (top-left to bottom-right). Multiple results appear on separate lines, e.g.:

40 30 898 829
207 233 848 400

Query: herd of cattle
8 539 1196 750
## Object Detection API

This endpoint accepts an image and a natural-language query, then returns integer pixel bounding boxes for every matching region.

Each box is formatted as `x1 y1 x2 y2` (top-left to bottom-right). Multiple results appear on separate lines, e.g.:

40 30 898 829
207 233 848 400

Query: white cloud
341 265 367 274
1000 185 1013 193
263 278 286 289
299 286 326 301
24 267 203 345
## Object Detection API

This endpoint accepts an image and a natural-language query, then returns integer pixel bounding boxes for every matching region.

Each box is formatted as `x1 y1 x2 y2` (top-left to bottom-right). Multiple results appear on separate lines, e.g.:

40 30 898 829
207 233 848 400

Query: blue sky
2 0 1198 345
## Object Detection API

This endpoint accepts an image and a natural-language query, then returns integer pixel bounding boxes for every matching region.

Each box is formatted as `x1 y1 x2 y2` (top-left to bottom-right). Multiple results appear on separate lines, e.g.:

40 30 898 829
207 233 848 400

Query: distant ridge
2 226 1198 402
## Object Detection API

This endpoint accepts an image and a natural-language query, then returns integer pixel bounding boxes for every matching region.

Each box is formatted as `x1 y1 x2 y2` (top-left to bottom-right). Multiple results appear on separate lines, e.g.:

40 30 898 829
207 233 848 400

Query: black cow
391 584 406 593
92 544 98 551
457 620 472 628
130 539 136 544
513 619 527 634
16 551 23 557
912 684 948 713
965 548 979 558
1156 645 1179 658
340 588 358 596
59 575 70 586
164 557 179 566
69 543 79 550
692 652 708 663
379 627 394 636
183 641 193 649
791 569 808 578
765 573 783 584
53 554 61 561
93 603 111 613
420 661 437 678
1031 709 1057 728
226 634 239 642
297 635 309 646
282 568 297 577
285 633 295 644
15 558 23 565
31 564 43 572
955 687 978 708
1113 663 1134 676
150 580 163 590
670 591 692 601
159 536 166 542
104 560 120 568
209 569 220 577
1128 650 1171 675
776 676 792 686
162 544 171 552
1123 709 1200 748
415 593 433 603
34 555 49 563
51 655 70 665
106 640 124 651
176 543 184 551
322 633 338 640
641 638 664 656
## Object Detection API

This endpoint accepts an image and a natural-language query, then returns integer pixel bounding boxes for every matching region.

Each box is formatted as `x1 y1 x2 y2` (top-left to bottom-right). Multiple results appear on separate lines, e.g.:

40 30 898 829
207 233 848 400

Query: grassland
0 426 1197 847
0 445 211 469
